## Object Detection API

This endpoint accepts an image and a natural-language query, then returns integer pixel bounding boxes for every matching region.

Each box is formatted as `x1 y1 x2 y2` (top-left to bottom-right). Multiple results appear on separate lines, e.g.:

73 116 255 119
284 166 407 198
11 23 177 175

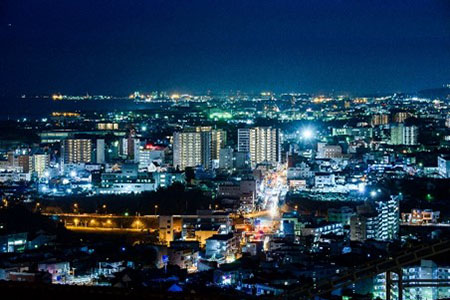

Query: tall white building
211 129 227 160
121 137 140 163
96 139 105 164
350 195 400 242
390 124 418 145
238 127 281 167
250 127 280 166
29 153 50 177
61 139 92 164
173 128 211 170
237 128 251 153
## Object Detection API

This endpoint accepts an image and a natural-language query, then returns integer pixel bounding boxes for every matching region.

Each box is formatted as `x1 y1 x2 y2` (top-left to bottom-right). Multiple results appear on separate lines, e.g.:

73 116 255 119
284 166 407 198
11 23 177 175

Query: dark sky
1 0 449 96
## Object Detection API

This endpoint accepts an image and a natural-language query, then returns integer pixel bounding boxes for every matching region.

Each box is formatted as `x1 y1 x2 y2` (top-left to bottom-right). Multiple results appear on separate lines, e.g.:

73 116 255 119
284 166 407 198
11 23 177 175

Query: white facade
0 172 31 182
350 196 400 242
173 130 211 170
238 127 280 167
96 139 105 164
390 125 418 145
237 128 250 153
374 260 450 300
438 155 450 178
30 153 50 177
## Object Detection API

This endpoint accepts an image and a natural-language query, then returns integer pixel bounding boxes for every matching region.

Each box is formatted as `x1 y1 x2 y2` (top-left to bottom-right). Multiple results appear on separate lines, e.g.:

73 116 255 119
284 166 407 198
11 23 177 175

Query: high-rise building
29 153 50 177
122 128 140 163
211 129 227 160
350 195 400 242
219 147 234 170
390 124 418 145
393 111 413 123
237 128 250 153
96 139 105 164
173 129 211 170
240 127 280 166
121 137 140 163
61 139 92 164
371 114 389 126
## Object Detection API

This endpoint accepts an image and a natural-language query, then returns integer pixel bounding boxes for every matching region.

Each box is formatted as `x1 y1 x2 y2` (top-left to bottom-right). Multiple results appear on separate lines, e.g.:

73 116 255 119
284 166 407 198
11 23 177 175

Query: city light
358 183 366 193
2 4 447 298
301 128 314 139
269 204 278 218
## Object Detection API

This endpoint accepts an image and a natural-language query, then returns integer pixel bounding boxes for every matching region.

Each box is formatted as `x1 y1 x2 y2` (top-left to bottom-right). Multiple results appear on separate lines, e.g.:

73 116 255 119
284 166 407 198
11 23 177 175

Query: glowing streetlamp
302 128 314 140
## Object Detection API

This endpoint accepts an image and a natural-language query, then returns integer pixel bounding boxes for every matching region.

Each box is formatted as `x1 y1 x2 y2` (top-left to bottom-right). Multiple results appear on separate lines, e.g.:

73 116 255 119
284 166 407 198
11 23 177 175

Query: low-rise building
205 233 240 262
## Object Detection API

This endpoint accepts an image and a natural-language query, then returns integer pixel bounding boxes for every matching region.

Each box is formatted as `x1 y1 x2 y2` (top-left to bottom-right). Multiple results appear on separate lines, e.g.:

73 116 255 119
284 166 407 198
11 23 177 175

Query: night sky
1 0 449 96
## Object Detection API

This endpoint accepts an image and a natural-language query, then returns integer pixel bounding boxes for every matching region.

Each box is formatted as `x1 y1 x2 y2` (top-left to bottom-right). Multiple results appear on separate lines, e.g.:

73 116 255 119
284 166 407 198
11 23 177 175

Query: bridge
283 239 450 300
44 213 159 231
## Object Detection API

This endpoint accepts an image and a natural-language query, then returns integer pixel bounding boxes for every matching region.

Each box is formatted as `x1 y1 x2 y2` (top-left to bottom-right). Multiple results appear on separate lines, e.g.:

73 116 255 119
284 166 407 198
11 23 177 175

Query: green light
209 112 232 119
124 212 129 216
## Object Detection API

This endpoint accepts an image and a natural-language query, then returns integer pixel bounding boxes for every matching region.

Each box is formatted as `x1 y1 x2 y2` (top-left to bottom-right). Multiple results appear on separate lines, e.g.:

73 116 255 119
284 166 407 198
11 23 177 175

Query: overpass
283 239 450 300
43 213 159 231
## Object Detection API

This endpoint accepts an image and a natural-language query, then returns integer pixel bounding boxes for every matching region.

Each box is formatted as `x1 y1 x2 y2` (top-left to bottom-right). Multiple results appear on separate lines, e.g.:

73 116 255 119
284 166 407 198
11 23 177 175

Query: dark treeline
39 183 213 216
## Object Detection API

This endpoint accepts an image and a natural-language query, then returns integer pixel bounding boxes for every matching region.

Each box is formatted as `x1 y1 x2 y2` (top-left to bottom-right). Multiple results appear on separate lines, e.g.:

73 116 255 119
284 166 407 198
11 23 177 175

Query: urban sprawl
1 87 450 300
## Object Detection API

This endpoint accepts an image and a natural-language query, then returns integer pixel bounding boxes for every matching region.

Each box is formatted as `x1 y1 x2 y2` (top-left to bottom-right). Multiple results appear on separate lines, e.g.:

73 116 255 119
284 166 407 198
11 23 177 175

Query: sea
0 98 167 121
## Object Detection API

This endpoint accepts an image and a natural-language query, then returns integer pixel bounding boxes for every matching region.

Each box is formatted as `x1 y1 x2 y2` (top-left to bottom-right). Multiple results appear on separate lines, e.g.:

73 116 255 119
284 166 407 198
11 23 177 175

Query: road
252 164 288 233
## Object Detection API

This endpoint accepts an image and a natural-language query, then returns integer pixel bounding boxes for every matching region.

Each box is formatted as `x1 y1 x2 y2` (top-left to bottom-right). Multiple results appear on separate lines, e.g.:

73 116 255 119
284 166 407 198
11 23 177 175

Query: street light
301 128 314 140
133 220 142 229
154 205 158 216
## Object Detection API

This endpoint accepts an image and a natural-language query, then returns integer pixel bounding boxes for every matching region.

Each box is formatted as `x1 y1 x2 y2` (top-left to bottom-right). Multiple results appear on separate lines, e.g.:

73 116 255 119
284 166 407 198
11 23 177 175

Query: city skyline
1 1 450 299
